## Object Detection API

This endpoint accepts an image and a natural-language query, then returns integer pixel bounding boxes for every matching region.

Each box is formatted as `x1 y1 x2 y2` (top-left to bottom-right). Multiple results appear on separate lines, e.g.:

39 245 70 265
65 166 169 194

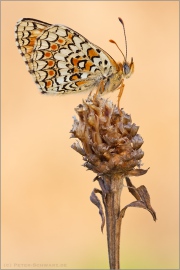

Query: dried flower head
70 94 148 177
70 93 156 270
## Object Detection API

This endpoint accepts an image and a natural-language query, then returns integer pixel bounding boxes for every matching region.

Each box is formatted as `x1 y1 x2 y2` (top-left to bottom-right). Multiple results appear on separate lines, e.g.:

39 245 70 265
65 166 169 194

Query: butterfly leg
117 81 125 109
87 80 103 99
97 80 105 95
91 80 105 102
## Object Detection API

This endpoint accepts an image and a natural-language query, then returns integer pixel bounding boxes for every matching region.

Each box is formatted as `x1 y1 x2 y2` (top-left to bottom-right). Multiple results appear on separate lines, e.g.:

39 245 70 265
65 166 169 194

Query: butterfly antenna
118 17 127 59
109 18 128 61
109 39 126 61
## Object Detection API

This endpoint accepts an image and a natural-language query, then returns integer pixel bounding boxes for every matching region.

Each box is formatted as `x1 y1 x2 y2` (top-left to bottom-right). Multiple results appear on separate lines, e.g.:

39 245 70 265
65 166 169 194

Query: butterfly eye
123 63 130 75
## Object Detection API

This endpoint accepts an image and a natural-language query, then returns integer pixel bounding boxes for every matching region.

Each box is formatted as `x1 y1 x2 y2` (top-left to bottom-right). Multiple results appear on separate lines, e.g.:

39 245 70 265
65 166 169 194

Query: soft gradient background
1 1 179 269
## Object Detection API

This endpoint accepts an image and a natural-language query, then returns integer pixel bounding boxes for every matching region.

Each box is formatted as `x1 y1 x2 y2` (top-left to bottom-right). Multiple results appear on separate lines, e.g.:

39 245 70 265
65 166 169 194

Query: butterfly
15 18 134 102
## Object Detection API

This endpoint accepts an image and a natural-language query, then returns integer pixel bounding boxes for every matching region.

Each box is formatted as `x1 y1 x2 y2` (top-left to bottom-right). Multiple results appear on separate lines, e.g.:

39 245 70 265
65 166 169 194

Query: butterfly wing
15 18 51 72
15 18 119 94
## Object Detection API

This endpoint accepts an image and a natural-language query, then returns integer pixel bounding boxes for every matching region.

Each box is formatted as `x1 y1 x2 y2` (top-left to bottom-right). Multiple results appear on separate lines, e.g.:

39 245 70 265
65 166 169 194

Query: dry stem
101 174 124 269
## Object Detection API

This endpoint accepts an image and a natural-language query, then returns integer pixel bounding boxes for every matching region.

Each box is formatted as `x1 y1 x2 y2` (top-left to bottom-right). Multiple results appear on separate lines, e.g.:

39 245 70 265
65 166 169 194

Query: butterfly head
122 57 134 79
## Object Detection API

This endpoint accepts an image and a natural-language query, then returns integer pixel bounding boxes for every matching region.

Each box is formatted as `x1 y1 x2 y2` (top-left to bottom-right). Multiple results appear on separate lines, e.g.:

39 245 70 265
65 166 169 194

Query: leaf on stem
90 188 105 232
120 177 157 221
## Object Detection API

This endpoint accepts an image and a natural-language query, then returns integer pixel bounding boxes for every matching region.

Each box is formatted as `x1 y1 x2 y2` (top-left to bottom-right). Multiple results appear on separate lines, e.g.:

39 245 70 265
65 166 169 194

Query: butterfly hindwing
15 18 51 72
15 18 119 94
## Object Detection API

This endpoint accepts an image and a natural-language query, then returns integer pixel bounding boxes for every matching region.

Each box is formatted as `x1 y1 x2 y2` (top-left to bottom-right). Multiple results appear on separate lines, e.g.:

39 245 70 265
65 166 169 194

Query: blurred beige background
1 1 179 269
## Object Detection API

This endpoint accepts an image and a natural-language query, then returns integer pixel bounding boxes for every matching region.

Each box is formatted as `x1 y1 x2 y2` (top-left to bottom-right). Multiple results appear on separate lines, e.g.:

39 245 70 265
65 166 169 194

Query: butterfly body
15 18 134 95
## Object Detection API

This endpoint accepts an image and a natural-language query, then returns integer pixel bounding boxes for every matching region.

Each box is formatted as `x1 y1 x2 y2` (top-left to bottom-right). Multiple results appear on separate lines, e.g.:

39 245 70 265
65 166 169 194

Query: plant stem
103 174 124 270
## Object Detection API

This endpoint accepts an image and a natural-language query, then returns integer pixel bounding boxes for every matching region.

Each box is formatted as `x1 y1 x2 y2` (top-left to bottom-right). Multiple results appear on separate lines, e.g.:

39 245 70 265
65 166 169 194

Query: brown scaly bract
70 93 148 177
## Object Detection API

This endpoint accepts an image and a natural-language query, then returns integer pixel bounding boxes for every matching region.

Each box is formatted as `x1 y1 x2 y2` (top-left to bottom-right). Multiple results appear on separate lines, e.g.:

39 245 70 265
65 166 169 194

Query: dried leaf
125 177 141 201
90 188 105 232
97 176 111 194
120 201 147 218
128 168 149 176
136 185 157 221
120 177 157 221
